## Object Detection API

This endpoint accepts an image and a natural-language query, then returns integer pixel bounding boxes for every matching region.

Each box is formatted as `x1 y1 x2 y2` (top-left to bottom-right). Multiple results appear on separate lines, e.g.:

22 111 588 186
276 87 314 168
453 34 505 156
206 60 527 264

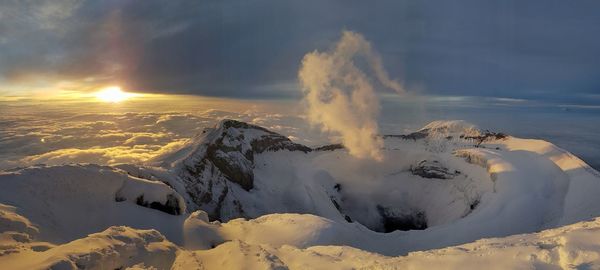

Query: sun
95 86 134 103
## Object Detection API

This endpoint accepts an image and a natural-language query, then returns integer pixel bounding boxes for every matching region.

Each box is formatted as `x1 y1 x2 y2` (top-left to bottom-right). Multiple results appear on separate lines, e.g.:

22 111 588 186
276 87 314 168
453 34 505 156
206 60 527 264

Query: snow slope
0 164 186 244
1 119 600 269
174 216 600 269
3 212 600 269
0 226 178 270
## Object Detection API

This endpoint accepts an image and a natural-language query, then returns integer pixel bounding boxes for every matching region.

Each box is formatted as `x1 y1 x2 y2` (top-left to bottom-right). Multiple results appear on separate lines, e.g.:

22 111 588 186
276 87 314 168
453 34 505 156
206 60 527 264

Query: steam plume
298 31 404 160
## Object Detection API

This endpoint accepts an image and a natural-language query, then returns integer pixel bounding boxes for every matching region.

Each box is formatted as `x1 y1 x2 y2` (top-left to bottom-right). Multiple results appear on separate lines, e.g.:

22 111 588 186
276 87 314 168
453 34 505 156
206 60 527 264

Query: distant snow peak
419 120 482 138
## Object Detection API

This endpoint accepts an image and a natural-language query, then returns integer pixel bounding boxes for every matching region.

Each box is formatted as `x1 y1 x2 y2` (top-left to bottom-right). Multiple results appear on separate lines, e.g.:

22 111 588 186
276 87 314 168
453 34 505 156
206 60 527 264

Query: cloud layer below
0 97 328 169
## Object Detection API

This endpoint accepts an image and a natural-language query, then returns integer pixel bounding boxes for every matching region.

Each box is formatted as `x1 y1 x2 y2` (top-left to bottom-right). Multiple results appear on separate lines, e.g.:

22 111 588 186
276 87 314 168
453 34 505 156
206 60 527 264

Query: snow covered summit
2 119 600 269
139 119 600 247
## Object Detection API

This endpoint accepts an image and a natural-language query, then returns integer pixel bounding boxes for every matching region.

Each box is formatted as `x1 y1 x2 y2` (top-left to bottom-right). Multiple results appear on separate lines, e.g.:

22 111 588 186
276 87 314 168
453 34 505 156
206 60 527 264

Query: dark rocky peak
180 119 311 191
461 131 508 147
215 119 312 155
383 132 428 141
174 119 314 219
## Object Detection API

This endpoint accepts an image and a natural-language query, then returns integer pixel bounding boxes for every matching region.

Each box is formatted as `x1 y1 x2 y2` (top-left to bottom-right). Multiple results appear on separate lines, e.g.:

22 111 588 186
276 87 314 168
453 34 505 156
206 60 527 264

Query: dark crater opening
376 205 428 232
134 194 182 215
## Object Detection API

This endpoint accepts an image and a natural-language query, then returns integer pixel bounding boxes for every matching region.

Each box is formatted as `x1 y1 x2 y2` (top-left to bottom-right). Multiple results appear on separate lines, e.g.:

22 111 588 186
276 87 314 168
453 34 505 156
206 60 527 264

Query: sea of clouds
1 96 599 171
0 98 330 170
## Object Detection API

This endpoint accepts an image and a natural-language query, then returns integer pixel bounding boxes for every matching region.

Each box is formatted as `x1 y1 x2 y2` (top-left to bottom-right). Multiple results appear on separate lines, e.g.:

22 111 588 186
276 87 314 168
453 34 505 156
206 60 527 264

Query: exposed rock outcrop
134 194 182 215
176 119 313 220
314 144 345 152
411 160 460 179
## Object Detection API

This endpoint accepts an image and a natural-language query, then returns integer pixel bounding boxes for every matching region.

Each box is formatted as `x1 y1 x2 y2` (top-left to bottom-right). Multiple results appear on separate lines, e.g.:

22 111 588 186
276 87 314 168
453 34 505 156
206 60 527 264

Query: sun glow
95 86 135 103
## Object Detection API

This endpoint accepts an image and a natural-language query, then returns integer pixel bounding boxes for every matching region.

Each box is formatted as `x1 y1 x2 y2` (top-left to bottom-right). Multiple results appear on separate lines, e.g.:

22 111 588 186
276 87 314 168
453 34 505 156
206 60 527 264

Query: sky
1 0 600 105
1 0 600 170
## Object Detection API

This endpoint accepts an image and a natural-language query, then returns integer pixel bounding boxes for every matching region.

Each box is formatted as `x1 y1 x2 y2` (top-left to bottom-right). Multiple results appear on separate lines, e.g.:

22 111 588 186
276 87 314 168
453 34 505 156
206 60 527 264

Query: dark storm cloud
1 0 599 103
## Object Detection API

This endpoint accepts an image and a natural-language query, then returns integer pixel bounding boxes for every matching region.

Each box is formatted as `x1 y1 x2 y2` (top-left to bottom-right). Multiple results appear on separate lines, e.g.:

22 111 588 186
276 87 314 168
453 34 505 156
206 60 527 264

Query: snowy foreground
1 120 600 269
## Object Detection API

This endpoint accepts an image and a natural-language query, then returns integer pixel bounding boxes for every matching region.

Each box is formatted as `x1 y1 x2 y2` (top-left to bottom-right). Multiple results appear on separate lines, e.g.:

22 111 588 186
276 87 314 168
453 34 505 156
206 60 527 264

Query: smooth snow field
2 120 600 269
